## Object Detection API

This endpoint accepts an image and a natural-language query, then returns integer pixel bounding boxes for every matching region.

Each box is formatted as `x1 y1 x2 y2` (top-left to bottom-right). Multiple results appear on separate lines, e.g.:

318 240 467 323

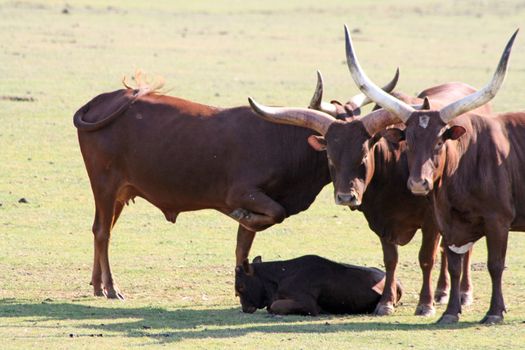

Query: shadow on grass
0 298 481 344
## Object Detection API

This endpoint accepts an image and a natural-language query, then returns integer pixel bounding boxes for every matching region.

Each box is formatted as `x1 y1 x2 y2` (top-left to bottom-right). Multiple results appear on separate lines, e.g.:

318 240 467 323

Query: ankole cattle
235 255 402 315
343 25 521 324
73 74 398 299
248 73 492 316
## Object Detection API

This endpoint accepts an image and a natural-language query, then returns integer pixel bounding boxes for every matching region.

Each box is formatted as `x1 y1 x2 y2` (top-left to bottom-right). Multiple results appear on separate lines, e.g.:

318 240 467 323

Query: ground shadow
0 298 482 344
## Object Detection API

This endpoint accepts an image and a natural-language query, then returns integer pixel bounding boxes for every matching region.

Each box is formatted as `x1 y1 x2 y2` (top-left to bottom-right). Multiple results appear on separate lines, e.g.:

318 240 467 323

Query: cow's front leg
227 190 286 232
374 238 398 316
437 247 463 324
235 225 256 268
415 218 440 316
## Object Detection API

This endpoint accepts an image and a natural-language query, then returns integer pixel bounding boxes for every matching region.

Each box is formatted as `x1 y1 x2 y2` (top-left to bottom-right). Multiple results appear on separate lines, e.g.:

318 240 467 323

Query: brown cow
343 26 520 324
249 81 484 316
73 74 395 299
235 255 403 315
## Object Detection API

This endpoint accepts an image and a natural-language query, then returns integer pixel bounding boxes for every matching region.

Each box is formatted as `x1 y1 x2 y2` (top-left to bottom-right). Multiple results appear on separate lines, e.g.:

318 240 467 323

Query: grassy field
1 0 525 348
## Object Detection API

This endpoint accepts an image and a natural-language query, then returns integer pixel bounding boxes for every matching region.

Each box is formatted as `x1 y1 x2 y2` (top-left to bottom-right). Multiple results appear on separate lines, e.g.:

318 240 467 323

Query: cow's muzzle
335 191 361 208
407 177 432 196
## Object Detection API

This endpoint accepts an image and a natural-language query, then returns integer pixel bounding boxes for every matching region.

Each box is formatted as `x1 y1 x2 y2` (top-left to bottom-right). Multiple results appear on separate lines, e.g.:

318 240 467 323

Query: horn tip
248 97 263 114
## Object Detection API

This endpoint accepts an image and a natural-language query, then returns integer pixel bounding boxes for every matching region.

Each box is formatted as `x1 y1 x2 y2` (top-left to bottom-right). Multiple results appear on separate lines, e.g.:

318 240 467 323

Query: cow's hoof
93 289 104 297
480 315 503 325
103 287 125 300
415 304 435 317
230 208 251 221
461 291 473 306
374 304 395 316
437 314 459 324
434 290 449 304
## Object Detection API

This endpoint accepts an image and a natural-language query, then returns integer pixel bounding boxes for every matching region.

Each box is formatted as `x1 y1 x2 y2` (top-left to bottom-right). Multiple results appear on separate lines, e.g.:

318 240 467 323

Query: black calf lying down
235 255 402 315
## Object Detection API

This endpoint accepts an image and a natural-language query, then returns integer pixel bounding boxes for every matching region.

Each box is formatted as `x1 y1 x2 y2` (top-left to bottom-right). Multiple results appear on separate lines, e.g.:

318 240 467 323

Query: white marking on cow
448 242 474 254
419 115 430 129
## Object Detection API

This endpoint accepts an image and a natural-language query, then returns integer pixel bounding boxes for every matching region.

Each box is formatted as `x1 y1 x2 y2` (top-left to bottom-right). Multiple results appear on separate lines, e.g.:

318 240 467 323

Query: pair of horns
249 69 400 136
249 27 517 135
344 25 518 123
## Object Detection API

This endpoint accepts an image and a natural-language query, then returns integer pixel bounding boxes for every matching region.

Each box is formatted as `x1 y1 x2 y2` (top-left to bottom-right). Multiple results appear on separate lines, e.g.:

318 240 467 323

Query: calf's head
235 256 268 313
344 25 517 195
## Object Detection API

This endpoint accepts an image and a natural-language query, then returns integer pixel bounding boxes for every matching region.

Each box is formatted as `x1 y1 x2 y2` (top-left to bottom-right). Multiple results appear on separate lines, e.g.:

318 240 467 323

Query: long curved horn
344 25 414 122
359 109 403 136
440 29 518 122
348 67 400 107
308 71 338 116
249 97 335 135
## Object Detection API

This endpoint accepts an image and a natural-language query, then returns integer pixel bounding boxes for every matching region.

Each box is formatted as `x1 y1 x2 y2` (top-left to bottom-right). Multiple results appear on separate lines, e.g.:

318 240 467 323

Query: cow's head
248 69 400 209
343 25 517 196
235 256 268 313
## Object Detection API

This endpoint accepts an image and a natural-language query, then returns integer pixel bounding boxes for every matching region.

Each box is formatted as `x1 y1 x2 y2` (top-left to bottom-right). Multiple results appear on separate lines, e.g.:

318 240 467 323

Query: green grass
1 0 525 348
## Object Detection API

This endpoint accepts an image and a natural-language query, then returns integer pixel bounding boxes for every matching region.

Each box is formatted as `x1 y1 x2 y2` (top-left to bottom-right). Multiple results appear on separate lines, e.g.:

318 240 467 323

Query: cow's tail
73 96 135 132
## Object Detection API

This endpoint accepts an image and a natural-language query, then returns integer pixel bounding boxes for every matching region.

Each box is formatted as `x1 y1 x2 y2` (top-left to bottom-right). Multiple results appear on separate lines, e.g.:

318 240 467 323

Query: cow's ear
383 128 405 144
252 256 262 264
443 125 466 141
307 135 327 151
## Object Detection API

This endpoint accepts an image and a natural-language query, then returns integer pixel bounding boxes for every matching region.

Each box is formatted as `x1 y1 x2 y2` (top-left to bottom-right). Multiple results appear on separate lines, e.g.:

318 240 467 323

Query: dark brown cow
235 255 402 315
249 80 487 316
73 75 396 299
343 26 520 324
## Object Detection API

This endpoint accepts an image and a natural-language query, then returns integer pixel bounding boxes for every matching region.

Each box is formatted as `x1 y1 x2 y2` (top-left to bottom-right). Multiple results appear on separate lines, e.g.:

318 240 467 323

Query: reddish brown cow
73 76 395 299
248 74 494 315
343 26 520 324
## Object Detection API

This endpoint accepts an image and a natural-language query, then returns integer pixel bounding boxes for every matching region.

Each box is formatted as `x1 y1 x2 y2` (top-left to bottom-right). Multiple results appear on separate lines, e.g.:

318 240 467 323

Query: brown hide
74 88 330 298
400 107 525 323
320 82 481 316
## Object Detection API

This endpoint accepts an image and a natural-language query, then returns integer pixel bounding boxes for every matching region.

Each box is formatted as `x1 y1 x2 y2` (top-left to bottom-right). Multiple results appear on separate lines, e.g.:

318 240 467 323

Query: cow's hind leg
227 190 286 232
460 247 474 306
480 227 509 324
435 242 473 306
91 194 125 300
435 239 450 304
437 248 463 324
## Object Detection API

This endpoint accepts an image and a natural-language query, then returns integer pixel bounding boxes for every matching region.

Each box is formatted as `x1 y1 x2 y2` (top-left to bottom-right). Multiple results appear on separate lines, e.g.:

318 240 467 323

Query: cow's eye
434 141 443 150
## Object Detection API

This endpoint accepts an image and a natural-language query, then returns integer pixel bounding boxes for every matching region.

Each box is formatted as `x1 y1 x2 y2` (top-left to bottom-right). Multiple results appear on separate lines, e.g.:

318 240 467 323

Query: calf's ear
443 125 466 141
252 256 262 264
242 260 254 275
383 128 405 144
307 135 327 151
